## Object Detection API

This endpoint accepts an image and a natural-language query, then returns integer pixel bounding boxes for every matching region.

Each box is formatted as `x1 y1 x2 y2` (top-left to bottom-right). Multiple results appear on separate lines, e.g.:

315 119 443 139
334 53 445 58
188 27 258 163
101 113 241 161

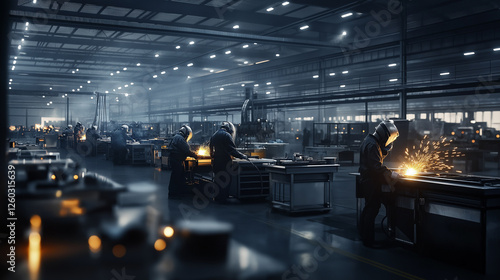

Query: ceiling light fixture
125 93 129 97
233 25 239 29
255 60 269 64
176 46 181 49
275 53 280 57
110 73 114 76
33 0 37 4
76 69 79 71
440 72 450 76
124 85 128 88
87 80 91 83
210 54 216 58
266 91 271 95
50 87 52 90
342 31 347 36
243 44 249 48
105 91 109 93
187 63 193 67
464 52 475 56
91 96 94 99
136 63 141 66
189 41 195 45
493 48 500 52
220 88 224 91
123 67 127 71
42 95 45 98
17 45 21 50
153 75 157 78
13 61 16 64
329 73 335 76
241 84 245 87
300 25 309 30
340 85 346 88
161 71 166 75
388 63 397 67
389 78 398 82
266 82 272 85
11 66 15 70
341 12 353 18
244 61 248 64
254 84 259 87
155 54 159 58
210 69 214 72
225 50 231 54
173 67 178 70
342 70 349 74
282 1 290 6
130 82 134 85
266 7 274 12
118 87 122 89
313 75 319 79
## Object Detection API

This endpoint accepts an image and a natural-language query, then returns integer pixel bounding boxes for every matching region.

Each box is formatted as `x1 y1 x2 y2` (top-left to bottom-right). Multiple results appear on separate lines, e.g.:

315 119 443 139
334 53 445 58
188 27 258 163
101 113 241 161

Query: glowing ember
197 146 209 156
80 134 86 141
400 135 463 175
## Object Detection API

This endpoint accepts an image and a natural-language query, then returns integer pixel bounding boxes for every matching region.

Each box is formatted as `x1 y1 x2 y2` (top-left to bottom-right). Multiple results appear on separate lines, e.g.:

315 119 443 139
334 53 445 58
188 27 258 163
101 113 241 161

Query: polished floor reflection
8 154 500 280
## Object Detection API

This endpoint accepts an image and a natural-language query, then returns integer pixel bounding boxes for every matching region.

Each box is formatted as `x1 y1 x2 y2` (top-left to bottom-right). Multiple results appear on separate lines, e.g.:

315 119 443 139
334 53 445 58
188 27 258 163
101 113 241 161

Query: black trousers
212 158 232 201
359 182 393 245
169 158 186 196
112 146 127 165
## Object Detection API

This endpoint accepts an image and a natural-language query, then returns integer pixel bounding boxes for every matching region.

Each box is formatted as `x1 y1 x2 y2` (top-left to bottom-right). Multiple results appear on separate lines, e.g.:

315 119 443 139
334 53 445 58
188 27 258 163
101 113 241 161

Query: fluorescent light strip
341 12 353 18
463 52 475 56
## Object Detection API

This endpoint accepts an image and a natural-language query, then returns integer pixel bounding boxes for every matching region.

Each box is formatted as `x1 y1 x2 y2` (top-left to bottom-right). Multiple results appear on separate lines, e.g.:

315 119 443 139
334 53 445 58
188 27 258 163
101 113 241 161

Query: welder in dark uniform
111 125 133 165
359 120 402 247
209 121 247 202
168 125 197 197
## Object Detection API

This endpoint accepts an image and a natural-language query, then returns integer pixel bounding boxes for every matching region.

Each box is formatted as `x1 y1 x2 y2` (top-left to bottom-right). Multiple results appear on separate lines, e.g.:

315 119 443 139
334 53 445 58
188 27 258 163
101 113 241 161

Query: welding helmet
221 121 236 140
179 125 193 142
374 120 399 147
121 125 129 131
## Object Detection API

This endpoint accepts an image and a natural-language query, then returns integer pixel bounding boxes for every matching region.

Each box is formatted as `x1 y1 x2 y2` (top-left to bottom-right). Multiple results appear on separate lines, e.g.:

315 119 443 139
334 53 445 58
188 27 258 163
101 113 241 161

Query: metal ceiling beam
9 10 338 49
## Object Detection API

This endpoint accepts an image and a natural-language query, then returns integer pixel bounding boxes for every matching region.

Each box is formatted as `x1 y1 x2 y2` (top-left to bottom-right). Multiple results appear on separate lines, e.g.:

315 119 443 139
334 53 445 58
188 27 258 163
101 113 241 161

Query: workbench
353 172 500 274
267 164 339 213
230 159 276 199
126 143 152 165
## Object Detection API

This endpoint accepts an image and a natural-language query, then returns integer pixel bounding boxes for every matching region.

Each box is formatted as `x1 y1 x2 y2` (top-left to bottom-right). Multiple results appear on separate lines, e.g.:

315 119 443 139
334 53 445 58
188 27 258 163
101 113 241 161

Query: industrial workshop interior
2 0 500 279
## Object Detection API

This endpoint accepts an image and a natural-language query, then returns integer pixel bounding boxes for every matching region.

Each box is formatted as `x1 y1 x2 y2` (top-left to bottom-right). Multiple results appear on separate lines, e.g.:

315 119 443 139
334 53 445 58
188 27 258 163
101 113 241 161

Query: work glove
391 171 403 180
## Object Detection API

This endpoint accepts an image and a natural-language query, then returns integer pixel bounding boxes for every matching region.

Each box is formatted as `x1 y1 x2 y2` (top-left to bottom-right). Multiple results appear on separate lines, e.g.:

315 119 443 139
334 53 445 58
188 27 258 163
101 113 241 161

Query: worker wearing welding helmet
209 121 248 202
359 120 402 247
168 125 197 197
111 125 133 165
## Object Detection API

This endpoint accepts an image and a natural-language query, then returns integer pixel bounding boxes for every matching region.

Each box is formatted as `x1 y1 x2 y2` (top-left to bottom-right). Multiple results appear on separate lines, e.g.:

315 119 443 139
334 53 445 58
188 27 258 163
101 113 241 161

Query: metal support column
66 96 70 126
400 0 408 119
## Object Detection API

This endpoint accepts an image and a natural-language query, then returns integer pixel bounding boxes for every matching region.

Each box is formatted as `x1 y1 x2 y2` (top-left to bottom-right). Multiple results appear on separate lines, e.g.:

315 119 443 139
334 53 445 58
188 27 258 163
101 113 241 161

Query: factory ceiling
6 0 500 112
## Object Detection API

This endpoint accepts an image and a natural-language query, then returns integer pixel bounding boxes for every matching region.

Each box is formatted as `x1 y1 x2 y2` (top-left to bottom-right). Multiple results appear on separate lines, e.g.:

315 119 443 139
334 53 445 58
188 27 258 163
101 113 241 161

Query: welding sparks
197 146 209 156
400 135 462 175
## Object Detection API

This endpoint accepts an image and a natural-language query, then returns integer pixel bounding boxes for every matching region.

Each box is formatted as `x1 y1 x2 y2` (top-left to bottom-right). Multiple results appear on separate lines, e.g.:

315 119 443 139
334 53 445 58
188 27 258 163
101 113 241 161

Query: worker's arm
176 137 197 158
364 142 391 184
225 133 247 160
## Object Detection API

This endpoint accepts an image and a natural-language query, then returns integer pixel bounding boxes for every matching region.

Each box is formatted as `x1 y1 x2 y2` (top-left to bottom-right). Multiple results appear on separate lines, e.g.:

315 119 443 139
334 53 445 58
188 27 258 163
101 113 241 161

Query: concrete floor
7 150 500 280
